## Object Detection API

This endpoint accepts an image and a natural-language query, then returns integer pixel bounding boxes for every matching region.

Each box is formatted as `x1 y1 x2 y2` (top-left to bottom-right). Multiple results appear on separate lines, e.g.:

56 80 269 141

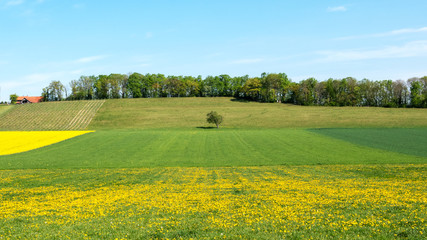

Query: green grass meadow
1 128 427 169
90 98 427 129
1 98 426 239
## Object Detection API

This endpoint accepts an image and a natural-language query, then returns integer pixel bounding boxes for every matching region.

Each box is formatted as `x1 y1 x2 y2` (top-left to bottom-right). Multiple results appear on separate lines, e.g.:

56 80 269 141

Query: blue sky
1 0 427 101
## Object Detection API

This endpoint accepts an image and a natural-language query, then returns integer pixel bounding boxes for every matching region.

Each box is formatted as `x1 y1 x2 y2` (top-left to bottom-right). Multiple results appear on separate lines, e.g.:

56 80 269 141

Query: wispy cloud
337 27 427 40
327 6 347 12
75 55 107 64
230 58 264 64
316 41 427 62
5 0 24 6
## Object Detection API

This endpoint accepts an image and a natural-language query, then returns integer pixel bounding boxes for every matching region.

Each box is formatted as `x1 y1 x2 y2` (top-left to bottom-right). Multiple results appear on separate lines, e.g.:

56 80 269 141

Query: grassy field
0 129 426 169
311 128 427 158
90 98 427 129
1 165 425 239
1 98 426 239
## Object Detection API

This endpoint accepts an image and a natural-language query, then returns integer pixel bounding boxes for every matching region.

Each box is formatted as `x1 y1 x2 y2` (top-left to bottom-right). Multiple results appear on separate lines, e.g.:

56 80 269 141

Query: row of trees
41 73 427 108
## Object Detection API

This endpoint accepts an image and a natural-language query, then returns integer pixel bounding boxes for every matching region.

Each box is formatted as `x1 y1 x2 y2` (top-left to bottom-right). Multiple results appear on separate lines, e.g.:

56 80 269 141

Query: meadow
0 97 426 239
1 165 425 239
90 98 427 129
1 128 427 169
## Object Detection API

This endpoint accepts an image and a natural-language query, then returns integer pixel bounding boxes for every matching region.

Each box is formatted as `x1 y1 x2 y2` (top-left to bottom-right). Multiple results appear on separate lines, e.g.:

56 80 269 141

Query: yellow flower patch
0 165 426 238
0 131 93 156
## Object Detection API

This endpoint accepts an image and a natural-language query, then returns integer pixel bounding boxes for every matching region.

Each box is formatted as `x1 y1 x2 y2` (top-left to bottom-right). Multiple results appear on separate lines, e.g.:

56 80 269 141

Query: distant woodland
41 73 427 108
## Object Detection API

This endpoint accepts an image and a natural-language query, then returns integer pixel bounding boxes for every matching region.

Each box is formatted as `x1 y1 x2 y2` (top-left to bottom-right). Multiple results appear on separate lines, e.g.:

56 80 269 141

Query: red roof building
16 96 44 104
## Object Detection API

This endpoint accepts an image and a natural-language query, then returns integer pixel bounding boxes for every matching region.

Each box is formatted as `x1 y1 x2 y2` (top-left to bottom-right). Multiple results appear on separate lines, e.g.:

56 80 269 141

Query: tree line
41 73 427 108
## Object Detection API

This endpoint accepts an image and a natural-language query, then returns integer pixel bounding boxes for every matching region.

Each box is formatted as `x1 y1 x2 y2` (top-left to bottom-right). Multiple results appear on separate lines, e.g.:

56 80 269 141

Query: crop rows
0 100 104 131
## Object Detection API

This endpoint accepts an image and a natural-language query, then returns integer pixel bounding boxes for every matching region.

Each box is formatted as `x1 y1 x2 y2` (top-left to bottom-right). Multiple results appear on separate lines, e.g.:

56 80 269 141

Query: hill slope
89 97 427 129
0 100 104 131
0 105 12 116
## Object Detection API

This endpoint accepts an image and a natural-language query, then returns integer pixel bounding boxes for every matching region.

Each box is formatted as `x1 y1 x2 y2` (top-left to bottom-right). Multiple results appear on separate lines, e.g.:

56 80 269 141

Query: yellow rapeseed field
0 131 93 156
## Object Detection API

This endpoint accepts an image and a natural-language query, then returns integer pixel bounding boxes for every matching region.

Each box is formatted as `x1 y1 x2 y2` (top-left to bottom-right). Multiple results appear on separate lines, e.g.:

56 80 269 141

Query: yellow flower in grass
0 131 93 156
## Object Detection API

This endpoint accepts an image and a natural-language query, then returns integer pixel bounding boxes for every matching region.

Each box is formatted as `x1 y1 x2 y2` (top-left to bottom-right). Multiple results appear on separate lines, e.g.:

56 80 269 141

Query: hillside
0 100 104 131
89 97 427 129
0 105 12 116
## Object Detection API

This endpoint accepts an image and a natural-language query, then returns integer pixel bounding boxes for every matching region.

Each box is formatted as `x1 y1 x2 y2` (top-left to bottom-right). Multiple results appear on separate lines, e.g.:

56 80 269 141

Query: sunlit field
1 165 425 239
0 98 426 239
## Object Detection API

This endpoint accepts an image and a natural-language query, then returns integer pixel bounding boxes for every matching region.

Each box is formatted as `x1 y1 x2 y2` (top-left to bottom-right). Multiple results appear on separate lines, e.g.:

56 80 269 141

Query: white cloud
316 41 427 62
337 27 427 40
75 55 107 63
327 6 347 12
389 27 427 35
230 58 264 64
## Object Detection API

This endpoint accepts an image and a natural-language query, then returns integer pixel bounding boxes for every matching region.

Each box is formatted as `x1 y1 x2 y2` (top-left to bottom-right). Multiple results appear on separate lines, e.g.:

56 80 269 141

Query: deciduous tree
206 111 223 128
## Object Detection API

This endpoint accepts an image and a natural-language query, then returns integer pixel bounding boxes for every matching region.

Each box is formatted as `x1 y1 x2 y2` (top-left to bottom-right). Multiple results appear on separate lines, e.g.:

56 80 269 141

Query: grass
311 128 427 158
1 97 427 239
0 165 425 239
89 97 427 129
0 129 426 169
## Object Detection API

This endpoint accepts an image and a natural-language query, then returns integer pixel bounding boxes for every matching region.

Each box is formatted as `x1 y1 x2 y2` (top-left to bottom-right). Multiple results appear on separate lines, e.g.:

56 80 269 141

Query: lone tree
206 111 223 128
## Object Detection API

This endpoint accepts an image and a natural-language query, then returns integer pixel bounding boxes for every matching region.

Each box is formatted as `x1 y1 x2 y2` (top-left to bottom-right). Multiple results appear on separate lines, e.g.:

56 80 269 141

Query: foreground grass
1 129 426 169
0 165 425 239
90 98 427 129
311 128 427 158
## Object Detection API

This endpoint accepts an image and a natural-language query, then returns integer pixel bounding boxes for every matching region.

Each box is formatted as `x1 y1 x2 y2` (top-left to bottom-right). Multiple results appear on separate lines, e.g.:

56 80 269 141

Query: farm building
16 96 44 104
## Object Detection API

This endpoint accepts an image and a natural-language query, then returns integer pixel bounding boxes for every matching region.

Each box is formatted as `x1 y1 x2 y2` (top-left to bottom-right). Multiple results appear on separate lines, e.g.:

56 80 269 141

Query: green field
1 128 426 169
0 98 426 239
90 98 427 129
311 128 427 158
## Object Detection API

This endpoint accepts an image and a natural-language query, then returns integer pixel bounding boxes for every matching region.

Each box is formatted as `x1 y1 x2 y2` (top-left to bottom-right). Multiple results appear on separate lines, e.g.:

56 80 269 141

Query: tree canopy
206 111 223 128
9 94 18 104
40 72 427 108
